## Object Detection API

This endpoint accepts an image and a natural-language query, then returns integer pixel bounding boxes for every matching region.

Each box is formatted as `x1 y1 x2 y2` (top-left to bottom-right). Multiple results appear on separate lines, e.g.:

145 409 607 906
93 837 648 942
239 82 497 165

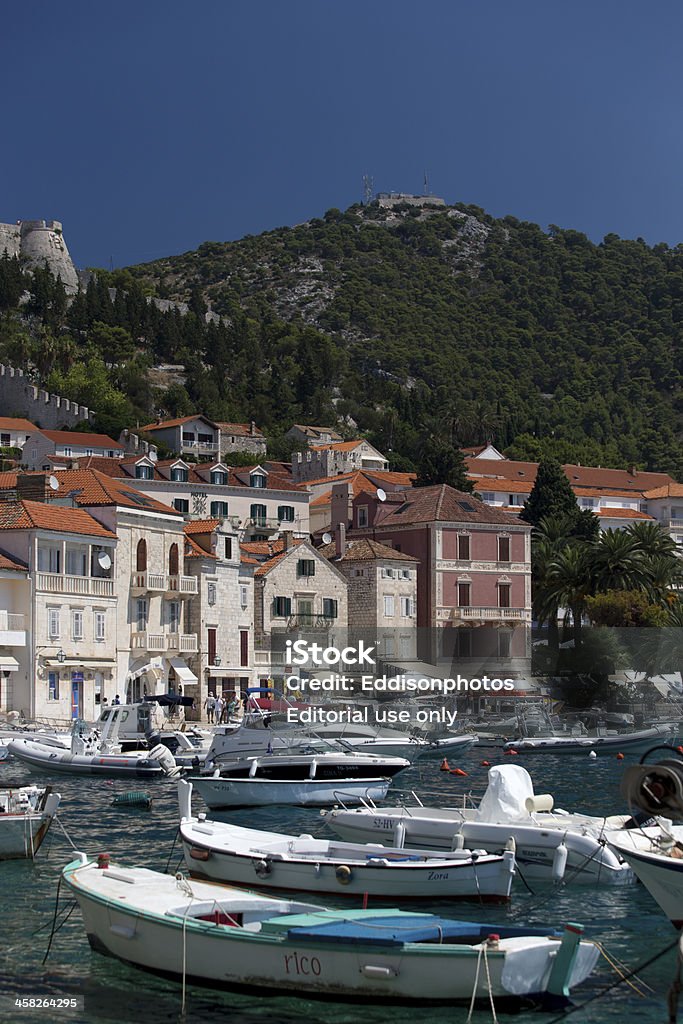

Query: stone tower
0 219 79 293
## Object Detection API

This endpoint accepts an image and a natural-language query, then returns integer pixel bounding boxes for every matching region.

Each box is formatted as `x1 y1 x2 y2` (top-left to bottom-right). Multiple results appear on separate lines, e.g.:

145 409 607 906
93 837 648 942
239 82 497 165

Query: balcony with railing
130 571 166 593
245 517 279 531
130 631 198 653
36 573 115 598
286 614 336 631
0 611 26 646
166 575 199 596
457 607 531 622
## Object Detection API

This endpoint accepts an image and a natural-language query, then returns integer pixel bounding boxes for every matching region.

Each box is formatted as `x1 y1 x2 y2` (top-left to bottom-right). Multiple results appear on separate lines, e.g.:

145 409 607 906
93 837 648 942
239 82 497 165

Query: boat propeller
620 745 683 816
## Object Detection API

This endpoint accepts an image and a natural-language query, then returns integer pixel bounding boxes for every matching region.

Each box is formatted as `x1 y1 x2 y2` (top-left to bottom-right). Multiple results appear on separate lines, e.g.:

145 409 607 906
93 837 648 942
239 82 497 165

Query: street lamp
213 656 222 667
56 649 66 664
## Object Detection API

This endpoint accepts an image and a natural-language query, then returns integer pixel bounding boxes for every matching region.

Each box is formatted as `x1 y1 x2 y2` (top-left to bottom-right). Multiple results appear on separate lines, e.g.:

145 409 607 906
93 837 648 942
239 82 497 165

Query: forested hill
127 201 683 475
0 199 681 475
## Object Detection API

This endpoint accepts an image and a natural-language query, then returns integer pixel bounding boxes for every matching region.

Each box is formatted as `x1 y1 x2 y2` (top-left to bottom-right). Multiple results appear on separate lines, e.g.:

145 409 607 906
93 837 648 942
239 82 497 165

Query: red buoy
481 760 491 767
616 752 624 760
440 758 450 772
450 768 468 776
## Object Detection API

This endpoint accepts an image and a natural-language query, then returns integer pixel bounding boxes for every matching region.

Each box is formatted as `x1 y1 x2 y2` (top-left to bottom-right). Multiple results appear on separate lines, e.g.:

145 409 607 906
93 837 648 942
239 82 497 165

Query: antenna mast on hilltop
423 169 431 196
362 174 374 206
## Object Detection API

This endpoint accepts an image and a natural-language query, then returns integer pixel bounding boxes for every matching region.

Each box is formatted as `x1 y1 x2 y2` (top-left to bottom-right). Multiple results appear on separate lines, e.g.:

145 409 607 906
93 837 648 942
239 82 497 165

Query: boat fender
552 841 568 881
505 836 516 854
254 858 272 877
361 965 397 979
336 864 353 885
450 832 465 851
393 822 406 849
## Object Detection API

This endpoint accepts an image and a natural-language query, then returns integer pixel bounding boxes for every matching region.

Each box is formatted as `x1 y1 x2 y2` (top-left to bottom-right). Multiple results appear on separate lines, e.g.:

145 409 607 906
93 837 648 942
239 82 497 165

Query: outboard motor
148 743 182 778
621 746 683 817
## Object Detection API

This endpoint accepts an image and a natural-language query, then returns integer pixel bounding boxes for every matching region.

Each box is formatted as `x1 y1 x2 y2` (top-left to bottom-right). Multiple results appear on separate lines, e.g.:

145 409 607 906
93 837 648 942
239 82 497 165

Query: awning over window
0 656 19 672
127 659 164 682
45 657 116 667
169 657 198 685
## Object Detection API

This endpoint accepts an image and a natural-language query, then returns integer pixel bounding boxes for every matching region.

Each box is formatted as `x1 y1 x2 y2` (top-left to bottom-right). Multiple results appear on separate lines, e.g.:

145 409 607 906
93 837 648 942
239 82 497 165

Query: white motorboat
190 764 392 808
0 785 61 860
323 765 635 885
503 724 675 755
178 780 516 900
62 851 599 1005
7 711 182 778
207 717 478 764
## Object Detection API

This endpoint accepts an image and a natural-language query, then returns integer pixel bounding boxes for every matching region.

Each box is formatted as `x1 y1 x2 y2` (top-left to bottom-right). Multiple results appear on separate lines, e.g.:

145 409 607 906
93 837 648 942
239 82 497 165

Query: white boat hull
191 775 391 808
63 856 599 1003
504 725 675 755
0 788 61 860
178 807 515 901
324 807 633 885
608 827 683 925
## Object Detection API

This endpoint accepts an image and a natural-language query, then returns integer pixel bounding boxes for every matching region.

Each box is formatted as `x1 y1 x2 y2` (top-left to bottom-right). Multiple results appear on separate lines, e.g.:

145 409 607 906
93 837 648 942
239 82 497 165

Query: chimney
628 465 637 476
283 530 293 552
16 472 51 503
330 482 350 530
250 420 256 436
335 522 346 559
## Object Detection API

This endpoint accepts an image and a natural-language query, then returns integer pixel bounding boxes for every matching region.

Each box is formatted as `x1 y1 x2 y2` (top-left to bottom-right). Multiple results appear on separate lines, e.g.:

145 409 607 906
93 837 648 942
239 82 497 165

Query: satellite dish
97 551 112 570
376 488 387 502
48 475 60 491
322 532 332 545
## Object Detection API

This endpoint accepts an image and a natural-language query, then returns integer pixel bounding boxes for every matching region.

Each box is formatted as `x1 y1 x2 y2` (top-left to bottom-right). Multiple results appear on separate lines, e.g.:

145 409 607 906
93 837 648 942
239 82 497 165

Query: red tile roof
184 534 217 559
320 538 419 563
0 471 18 489
310 440 365 453
184 519 221 535
642 483 683 499
140 415 218 431
0 417 37 432
73 458 305 493
0 549 27 571
466 457 673 494
37 429 124 450
216 422 265 438
35 469 180 515
0 500 116 538
596 507 654 520
291 424 343 439
367 485 530 528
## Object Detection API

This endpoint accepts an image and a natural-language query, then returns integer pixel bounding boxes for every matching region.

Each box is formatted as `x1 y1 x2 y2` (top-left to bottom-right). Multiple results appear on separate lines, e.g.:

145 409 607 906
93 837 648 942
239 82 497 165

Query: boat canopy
283 914 560 947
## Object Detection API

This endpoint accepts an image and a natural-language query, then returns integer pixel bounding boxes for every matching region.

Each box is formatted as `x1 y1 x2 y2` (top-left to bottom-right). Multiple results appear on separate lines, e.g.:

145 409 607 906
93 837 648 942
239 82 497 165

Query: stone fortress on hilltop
0 219 80 293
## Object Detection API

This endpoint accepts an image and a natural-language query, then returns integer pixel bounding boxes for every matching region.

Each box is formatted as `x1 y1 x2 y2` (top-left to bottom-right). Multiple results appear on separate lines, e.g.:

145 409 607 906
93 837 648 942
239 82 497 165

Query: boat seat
289 839 330 854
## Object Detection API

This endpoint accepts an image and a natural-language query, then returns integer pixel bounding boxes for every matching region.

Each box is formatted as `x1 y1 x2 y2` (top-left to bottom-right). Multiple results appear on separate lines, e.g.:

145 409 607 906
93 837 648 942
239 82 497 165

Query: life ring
336 864 353 885
254 858 272 877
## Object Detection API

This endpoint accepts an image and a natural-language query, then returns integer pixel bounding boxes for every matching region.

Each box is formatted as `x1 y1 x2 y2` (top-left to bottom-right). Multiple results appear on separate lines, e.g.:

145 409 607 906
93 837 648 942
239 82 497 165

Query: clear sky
4 1 683 269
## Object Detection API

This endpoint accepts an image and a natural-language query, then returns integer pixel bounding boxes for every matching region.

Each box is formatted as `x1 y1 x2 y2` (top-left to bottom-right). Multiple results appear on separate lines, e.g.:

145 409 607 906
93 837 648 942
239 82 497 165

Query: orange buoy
505 749 519 756
616 752 624 760
480 760 491 767
677 746 683 754
450 768 468 776
440 758 450 771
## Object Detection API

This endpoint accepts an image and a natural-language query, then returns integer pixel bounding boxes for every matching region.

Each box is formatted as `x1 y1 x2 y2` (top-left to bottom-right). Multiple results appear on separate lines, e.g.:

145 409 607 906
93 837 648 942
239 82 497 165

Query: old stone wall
0 365 93 431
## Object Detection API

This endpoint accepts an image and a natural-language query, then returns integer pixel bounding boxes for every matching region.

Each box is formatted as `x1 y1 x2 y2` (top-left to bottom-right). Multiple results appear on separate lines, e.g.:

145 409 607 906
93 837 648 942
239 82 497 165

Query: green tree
415 437 473 491
520 459 578 527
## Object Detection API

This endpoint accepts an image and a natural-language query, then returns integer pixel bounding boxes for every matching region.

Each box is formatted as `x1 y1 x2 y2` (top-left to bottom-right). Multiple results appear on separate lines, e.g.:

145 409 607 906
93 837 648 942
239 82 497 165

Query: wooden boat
608 825 683 926
0 785 61 860
62 852 599 1005
323 765 634 885
177 780 515 901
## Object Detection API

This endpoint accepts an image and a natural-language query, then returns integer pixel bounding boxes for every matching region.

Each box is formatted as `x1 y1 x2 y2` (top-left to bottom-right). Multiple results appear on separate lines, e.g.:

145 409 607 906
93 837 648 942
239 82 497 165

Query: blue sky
4 1 683 268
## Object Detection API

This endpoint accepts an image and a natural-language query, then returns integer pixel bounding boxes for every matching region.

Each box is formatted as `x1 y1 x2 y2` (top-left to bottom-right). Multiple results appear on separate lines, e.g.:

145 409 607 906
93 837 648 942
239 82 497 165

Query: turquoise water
0 749 679 1024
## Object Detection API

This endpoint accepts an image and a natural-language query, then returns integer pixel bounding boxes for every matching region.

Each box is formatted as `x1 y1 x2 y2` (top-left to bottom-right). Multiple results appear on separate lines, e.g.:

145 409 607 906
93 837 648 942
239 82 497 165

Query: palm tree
539 544 593 647
589 529 646 594
627 520 679 558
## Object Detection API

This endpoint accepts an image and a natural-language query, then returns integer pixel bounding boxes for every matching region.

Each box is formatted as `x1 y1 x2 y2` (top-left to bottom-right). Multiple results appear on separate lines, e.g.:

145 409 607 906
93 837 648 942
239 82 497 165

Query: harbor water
0 748 679 1024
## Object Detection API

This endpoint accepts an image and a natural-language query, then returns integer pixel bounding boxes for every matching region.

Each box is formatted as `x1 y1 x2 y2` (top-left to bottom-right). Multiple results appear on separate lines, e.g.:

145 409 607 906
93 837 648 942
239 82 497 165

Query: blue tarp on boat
286 916 560 947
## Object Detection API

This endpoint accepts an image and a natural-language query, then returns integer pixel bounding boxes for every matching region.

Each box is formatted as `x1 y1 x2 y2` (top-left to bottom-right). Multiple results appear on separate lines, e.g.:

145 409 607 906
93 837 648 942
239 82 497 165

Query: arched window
169 543 179 576
136 539 147 572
